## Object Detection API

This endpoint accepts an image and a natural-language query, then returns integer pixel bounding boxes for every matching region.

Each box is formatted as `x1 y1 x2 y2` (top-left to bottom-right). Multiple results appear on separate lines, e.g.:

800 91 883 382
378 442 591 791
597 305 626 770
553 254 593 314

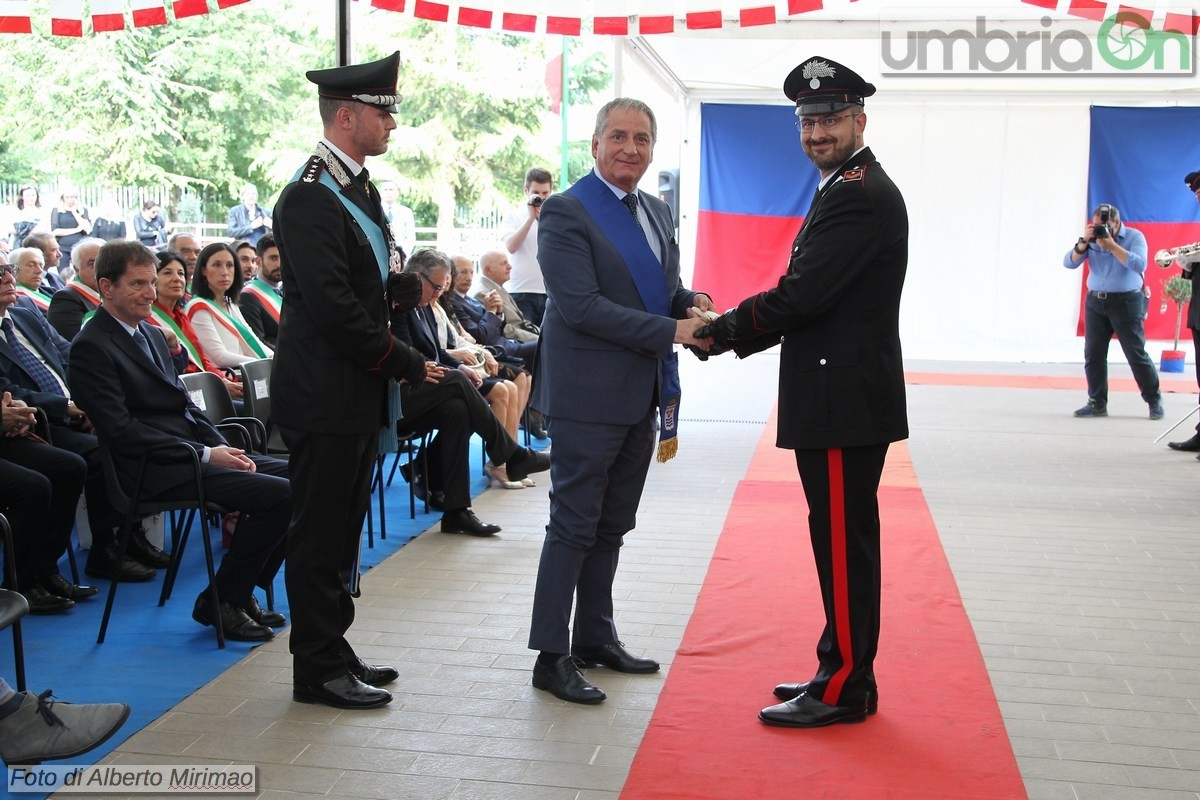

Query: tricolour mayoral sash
241 279 282 323
290 143 403 453
68 277 101 329
15 285 50 313
147 305 203 369
566 171 682 462
185 297 270 358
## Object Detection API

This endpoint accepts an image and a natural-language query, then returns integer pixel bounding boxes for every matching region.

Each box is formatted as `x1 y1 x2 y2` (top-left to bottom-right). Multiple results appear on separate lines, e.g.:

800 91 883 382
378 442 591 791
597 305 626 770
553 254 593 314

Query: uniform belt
1087 289 1139 300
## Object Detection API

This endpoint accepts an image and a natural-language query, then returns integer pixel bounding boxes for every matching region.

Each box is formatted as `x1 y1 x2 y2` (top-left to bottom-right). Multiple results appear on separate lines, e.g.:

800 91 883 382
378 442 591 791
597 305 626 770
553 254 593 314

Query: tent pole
337 0 352 66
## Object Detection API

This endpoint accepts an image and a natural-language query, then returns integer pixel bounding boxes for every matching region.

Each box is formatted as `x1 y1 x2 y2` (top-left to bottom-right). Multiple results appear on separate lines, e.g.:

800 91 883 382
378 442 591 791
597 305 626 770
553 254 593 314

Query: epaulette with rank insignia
299 155 325 184
842 166 864 182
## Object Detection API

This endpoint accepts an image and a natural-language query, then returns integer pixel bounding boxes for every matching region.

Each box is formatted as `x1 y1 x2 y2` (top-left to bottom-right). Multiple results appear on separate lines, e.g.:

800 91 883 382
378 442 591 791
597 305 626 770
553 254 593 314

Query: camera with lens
529 196 544 208
1093 206 1112 240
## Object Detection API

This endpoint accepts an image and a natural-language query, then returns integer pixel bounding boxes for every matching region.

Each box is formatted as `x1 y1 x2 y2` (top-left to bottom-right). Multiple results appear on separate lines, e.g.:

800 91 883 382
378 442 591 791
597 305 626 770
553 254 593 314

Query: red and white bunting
50 0 83 35
131 0 167 27
0 0 32 32
172 0 209 19
90 0 125 31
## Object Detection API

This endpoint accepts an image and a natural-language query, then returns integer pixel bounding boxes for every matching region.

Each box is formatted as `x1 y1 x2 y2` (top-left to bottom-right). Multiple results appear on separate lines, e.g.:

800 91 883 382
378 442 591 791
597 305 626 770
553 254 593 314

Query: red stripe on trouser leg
824 447 853 705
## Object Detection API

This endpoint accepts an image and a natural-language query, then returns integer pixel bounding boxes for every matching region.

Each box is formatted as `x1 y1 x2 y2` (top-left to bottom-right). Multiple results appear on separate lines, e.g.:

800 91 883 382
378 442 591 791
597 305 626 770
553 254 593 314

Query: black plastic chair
238 358 288 456
180 371 267 454
96 442 233 648
30 408 82 585
0 513 29 692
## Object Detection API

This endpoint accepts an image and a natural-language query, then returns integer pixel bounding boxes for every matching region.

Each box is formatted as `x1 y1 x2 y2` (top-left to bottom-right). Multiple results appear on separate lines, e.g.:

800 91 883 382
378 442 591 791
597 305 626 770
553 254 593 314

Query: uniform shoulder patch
300 155 325 184
842 167 864 182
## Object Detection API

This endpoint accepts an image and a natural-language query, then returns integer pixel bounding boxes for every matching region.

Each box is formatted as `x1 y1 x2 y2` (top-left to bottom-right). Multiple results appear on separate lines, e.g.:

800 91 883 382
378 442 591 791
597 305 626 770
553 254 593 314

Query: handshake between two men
676 303 740 361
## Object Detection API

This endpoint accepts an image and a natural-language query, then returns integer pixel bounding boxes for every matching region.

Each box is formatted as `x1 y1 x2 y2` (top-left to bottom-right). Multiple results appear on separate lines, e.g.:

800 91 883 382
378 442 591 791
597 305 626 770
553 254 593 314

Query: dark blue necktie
1 316 64 395
622 193 644 233
133 329 161 371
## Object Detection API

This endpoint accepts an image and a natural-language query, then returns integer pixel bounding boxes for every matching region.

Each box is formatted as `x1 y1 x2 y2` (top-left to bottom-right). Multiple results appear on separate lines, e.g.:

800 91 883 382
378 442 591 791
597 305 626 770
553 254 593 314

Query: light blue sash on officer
288 161 403 453
567 170 682 461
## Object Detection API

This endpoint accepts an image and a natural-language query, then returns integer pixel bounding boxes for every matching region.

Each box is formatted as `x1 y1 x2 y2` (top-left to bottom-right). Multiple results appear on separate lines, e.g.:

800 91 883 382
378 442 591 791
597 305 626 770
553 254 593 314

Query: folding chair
0 513 29 692
238 358 288 456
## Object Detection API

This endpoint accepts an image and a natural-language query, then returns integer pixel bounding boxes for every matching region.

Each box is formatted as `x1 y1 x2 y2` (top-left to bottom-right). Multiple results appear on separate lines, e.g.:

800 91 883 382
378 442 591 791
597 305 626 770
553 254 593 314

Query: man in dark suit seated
238 234 282 349
0 386 91 614
447 256 537 366
70 240 291 642
0 260 160 585
392 249 550 536
47 237 103 340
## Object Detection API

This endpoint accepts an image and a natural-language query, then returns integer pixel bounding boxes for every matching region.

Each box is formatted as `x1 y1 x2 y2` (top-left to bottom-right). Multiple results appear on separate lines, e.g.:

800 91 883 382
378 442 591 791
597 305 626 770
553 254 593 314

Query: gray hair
71 237 105 268
405 248 452 277
593 98 657 144
6 247 41 268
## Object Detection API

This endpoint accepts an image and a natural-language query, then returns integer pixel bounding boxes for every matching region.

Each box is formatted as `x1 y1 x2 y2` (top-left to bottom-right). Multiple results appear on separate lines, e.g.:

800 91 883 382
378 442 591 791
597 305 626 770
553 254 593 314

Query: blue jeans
510 292 546 327
1083 290 1161 407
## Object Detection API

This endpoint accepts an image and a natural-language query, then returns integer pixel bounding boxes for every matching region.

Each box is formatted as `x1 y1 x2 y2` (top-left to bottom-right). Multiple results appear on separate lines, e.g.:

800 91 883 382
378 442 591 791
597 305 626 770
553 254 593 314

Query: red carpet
620 418 1027 800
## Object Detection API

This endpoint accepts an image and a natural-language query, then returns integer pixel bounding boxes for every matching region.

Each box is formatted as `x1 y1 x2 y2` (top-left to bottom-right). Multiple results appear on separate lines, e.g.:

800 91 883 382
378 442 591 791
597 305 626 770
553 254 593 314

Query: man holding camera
1064 203 1163 420
500 168 554 327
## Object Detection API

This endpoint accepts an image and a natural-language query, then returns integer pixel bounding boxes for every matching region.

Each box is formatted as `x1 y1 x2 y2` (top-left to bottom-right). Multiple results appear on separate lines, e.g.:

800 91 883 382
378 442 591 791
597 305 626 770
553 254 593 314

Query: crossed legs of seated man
399 369 549 536
528 410 662 705
154 455 290 642
0 676 130 766
0 436 90 614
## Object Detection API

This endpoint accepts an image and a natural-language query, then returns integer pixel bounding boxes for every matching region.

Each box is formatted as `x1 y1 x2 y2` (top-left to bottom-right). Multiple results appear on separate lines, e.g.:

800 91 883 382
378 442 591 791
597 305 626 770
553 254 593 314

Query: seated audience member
90 194 127 242
6 248 52 314
0 676 129 766
47 237 103 340
392 249 549 535
448 256 538 366
0 260 159 583
70 240 290 641
475 249 538 344
166 232 201 284
186 242 272 370
430 286 531 488
0 388 93 614
149 251 243 400
21 233 65 293
238 235 282 349
234 240 258 283
133 201 168 248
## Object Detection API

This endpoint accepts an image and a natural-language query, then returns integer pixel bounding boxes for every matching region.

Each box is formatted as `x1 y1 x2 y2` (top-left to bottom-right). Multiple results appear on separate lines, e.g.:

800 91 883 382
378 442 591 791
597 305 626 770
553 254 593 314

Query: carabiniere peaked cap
784 56 876 116
306 51 402 112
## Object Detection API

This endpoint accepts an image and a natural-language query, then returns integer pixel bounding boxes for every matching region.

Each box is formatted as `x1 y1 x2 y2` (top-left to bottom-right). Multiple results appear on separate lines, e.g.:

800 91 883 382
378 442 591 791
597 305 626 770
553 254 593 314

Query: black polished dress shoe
348 658 399 687
759 692 870 728
242 595 286 628
192 593 274 642
84 542 156 583
293 674 392 709
505 448 550 482
571 642 660 674
441 508 501 536
20 585 75 615
126 525 171 569
40 573 99 600
1168 433 1200 452
773 681 878 714
532 656 606 704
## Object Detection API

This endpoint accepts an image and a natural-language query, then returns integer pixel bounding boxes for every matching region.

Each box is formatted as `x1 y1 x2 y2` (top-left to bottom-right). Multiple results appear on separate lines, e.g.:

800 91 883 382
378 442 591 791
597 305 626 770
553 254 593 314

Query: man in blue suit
528 98 714 704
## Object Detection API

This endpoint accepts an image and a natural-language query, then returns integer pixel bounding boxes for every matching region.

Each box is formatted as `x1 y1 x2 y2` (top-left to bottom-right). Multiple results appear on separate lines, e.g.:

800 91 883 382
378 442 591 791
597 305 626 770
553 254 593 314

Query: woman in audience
48 187 91 272
149 250 243 399
431 278 531 488
186 242 272 369
9 186 44 246
133 200 168 248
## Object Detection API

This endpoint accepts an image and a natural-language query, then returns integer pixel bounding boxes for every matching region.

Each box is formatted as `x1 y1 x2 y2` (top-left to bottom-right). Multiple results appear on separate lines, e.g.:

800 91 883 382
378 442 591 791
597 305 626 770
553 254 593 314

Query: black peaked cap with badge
306 51 402 112
784 56 876 116
1186 171 1200 193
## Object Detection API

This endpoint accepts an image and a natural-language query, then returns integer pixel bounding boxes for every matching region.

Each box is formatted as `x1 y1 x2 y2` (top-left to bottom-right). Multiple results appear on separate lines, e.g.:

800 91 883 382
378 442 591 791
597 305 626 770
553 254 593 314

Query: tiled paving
76 355 1199 800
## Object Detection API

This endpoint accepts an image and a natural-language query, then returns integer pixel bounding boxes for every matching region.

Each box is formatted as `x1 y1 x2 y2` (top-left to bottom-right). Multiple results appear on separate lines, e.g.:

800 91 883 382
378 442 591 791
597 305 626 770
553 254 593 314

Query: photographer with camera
500 168 554 327
1064 203 1163 419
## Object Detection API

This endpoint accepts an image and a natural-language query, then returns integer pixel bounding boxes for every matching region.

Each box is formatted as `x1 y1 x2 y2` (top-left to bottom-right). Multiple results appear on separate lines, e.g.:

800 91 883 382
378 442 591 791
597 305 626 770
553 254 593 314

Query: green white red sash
185 296 270 358
68 277 101 328
15 285 50 312
148 304 203 368
242 279 282 322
